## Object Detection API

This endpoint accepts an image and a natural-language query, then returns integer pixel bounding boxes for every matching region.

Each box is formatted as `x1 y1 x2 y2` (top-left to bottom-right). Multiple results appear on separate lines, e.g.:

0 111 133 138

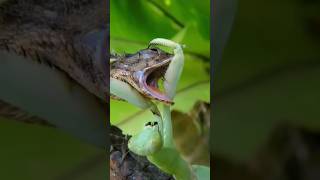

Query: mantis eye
145 121 158 127
145 121 152 126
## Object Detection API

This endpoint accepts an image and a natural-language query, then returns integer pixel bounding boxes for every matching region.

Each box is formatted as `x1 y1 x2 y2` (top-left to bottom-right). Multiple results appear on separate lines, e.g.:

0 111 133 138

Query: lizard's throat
136 65 173 105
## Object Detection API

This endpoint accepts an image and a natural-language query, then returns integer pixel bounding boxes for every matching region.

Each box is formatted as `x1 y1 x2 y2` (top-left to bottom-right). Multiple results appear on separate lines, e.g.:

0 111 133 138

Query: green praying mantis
110 38 210 180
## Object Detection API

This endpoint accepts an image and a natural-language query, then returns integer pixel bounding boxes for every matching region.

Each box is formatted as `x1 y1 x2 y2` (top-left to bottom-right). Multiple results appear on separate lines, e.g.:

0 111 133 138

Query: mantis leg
149 38 184 99
110 77 160 116
148 38 184 147
110 78 152 110
147 39 195 180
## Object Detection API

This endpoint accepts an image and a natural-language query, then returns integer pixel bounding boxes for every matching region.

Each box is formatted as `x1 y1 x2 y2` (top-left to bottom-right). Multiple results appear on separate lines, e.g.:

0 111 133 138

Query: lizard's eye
150 48 159 52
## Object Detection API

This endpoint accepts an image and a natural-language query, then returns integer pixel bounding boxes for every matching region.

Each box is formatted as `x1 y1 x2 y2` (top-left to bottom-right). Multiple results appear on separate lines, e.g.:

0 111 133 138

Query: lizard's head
111 47 173 105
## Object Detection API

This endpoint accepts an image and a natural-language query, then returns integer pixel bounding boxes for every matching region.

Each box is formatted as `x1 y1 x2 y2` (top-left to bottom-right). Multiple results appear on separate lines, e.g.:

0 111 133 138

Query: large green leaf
110 0 178 42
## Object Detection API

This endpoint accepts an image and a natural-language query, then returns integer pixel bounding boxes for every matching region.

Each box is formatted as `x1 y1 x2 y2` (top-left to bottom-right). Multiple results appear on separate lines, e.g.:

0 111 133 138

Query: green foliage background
0 117 106 180
110 0 211 135
214 0 320 164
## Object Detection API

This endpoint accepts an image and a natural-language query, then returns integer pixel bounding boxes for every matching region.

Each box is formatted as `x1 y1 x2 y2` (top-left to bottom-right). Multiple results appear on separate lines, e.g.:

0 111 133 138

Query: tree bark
110 125 173 180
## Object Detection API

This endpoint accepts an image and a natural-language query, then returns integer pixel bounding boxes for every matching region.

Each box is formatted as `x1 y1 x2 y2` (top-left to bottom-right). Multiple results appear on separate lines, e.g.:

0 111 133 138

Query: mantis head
128 121 163 156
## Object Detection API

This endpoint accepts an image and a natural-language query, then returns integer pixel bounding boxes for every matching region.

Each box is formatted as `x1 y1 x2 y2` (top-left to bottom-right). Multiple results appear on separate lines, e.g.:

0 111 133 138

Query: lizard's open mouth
136 56 173 105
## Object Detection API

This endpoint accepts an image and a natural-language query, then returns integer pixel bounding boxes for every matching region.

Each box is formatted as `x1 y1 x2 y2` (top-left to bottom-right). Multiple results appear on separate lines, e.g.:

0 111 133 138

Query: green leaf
110 0 178 42
176 24 210 58
151 0 210 39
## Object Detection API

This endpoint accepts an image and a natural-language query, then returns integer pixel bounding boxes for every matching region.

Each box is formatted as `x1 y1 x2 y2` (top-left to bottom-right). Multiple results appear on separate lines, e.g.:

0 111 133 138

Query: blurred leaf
110 0 178 43
213 0 320 163
151 0 210 39
213 64 320 162
0 117 106 180
215 0 320 93
0 51 107 147
172 102 210 166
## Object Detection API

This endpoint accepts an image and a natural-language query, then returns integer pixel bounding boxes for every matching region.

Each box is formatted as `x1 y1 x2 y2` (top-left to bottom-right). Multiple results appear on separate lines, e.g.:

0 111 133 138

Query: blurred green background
0 117 106 180
214 0 320 179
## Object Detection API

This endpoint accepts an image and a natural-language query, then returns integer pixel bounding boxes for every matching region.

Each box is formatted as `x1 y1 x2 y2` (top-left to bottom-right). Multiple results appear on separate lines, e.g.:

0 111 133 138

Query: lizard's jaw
136 57 173 105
